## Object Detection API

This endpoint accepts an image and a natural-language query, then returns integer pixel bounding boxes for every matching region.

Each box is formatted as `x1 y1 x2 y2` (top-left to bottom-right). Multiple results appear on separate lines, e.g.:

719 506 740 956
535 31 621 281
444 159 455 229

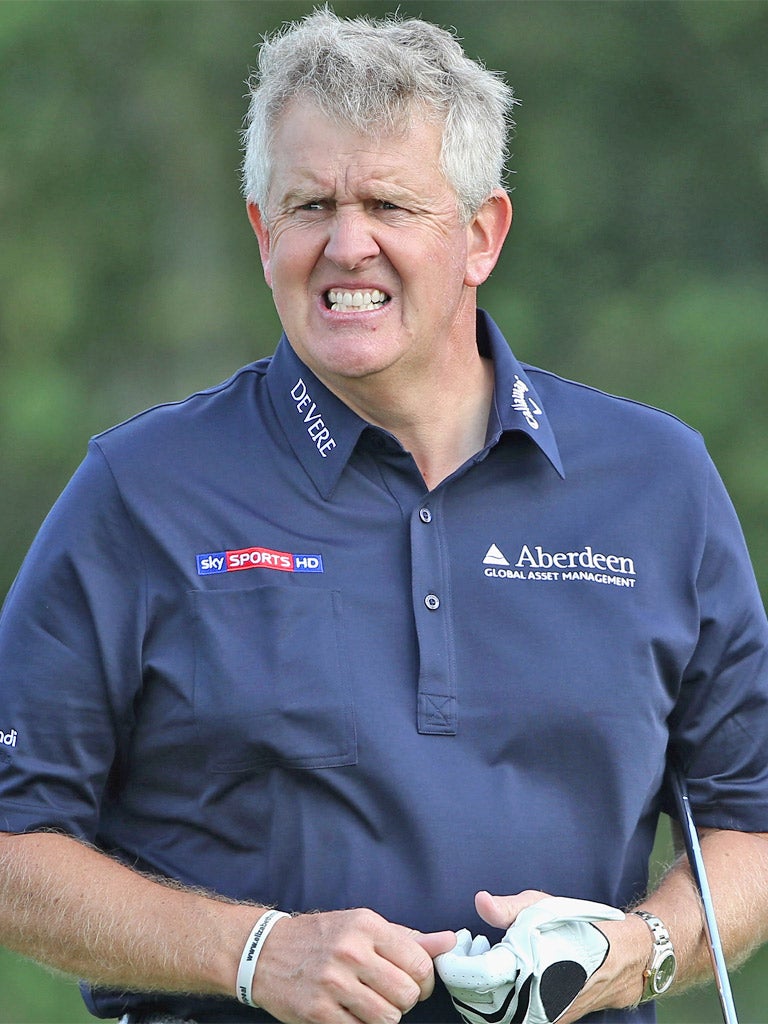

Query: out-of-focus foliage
0 1 766 1021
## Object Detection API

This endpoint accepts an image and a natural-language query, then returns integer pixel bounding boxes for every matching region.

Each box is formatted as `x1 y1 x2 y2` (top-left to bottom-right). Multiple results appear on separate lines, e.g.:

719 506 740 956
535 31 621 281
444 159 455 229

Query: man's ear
247 202 273 288
464 190 513 288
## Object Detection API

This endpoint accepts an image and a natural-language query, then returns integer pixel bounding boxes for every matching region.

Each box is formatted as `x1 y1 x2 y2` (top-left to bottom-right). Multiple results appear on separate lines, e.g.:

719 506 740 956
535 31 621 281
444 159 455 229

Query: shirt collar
266 336 368 499
478 310 565 478
266 312 564 499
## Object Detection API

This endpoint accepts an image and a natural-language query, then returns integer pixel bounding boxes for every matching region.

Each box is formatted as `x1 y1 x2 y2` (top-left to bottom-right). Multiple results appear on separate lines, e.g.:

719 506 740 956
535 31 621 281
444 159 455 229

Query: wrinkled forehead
264 98 450 207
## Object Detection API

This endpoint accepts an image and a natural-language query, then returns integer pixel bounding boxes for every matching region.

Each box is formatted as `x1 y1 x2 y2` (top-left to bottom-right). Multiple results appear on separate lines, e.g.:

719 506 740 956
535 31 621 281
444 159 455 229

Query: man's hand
470 891 653 1023
436 894 626 1024
475 889 550 930
252 907 455 1024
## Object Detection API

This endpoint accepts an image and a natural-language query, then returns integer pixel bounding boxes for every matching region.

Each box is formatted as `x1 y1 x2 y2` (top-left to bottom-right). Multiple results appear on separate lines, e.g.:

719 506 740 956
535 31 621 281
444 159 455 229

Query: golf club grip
669 763 740 1024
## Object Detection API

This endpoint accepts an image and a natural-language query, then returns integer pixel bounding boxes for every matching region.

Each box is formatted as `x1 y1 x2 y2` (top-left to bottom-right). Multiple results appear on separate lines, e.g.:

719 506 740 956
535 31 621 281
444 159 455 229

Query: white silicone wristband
235 909 290 1007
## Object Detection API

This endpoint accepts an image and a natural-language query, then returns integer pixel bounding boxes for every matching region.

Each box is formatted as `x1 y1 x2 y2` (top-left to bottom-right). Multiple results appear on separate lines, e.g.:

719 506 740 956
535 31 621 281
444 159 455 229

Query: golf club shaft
669 764 739 1024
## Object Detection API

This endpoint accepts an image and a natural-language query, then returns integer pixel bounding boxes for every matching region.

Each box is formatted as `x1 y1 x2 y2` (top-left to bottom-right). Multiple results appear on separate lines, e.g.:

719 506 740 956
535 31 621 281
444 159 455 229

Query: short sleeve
665 457 768 831
0 443 146 838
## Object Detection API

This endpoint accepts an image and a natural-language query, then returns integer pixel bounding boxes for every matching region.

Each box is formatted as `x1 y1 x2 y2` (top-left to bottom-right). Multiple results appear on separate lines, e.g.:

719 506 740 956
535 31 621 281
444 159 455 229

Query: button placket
410 496 456 735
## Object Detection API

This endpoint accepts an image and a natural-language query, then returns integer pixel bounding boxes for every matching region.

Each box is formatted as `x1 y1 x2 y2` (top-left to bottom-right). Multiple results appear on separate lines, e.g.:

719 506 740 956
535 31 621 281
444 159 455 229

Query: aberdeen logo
484 541 525 580
483 543 510 566
483 542 637 588
517 543 635 576
512 375 543 430
197 546 324 576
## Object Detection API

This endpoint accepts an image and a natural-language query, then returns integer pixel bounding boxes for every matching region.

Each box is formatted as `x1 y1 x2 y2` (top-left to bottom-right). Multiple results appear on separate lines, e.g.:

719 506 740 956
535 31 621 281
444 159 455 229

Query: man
1 8 767 1024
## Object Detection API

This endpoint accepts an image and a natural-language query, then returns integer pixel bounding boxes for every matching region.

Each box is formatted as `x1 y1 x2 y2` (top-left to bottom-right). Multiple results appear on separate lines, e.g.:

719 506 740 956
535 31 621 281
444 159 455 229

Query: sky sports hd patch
196 546 324 576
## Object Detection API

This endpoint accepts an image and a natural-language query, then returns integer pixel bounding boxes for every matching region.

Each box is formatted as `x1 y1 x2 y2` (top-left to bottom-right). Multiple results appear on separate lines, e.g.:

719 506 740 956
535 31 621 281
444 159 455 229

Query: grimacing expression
248 101 510 397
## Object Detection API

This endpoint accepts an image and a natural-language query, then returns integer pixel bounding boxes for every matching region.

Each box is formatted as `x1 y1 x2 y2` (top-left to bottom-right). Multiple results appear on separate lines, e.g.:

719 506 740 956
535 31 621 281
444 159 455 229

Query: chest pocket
191 585 357 773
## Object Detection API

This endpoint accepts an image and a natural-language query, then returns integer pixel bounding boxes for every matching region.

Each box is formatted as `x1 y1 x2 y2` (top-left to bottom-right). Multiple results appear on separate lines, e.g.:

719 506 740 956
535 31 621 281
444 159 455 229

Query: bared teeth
327 288 388 311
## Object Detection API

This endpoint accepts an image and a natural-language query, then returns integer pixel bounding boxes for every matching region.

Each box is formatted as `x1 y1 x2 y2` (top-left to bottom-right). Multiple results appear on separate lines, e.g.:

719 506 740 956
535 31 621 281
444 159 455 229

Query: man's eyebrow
280 186 328 205
276 178 421 209
272 173 330 203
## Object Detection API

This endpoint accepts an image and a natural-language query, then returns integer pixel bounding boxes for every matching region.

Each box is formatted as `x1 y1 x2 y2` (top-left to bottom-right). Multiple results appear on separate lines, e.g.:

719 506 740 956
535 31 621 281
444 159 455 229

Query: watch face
653 952 677 994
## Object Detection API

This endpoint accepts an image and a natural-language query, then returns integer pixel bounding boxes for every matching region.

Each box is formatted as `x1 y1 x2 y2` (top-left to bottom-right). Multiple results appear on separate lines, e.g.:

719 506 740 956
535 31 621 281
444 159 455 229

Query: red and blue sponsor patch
196 546 324 576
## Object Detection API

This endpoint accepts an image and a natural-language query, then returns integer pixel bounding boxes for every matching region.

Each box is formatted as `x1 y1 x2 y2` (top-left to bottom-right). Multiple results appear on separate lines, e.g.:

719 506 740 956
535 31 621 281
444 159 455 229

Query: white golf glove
435 897 625 1024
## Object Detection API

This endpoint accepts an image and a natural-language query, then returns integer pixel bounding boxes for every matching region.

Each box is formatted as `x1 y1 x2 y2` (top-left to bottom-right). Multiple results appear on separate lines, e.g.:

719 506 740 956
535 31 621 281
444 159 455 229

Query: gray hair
241 7 518 223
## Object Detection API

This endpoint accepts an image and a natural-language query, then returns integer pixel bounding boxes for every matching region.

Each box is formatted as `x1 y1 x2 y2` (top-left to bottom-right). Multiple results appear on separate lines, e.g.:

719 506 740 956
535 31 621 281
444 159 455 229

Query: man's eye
298 201 325 211
378 201 400 211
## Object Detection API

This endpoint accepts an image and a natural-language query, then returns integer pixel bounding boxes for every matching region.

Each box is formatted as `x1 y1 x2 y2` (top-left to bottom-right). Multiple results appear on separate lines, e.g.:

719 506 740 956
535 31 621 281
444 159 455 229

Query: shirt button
419 507 433 524
424 593 440 611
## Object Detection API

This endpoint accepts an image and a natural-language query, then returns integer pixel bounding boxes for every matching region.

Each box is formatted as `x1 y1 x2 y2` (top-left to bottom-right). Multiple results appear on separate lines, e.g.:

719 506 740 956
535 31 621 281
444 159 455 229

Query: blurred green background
1 0 767 1020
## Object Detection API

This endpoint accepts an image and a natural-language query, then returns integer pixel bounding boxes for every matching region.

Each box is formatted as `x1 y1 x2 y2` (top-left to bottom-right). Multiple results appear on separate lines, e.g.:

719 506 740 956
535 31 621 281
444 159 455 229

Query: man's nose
324 209 380 269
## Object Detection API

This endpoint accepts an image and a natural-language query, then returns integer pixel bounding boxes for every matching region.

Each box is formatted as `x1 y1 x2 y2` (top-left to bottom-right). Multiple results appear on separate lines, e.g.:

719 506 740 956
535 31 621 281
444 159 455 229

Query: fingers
365 929 428 1009
412 928 457 960
474 888 551 929
252 908 438 1023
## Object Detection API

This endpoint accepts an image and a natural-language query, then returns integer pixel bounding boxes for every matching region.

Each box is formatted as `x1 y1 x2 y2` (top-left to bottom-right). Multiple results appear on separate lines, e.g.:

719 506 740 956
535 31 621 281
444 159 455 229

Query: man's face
248 101 504 397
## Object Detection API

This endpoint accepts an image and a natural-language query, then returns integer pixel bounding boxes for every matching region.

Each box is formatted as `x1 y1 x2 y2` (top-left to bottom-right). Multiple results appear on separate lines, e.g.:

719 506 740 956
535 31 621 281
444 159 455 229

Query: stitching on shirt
423 694 455 727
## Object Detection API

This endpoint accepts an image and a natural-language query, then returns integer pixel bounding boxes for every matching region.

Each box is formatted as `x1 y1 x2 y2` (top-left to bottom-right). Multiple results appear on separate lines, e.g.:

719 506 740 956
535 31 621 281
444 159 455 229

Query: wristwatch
632 911 677 1001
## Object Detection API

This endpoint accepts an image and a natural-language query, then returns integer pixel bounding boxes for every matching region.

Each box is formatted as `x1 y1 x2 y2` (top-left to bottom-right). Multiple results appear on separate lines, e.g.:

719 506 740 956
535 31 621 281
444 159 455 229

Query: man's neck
329 352 496 491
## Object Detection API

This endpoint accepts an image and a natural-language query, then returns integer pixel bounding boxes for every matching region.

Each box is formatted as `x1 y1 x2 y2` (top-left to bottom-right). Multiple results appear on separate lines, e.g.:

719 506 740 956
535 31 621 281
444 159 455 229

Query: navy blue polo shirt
1 310 768 1023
